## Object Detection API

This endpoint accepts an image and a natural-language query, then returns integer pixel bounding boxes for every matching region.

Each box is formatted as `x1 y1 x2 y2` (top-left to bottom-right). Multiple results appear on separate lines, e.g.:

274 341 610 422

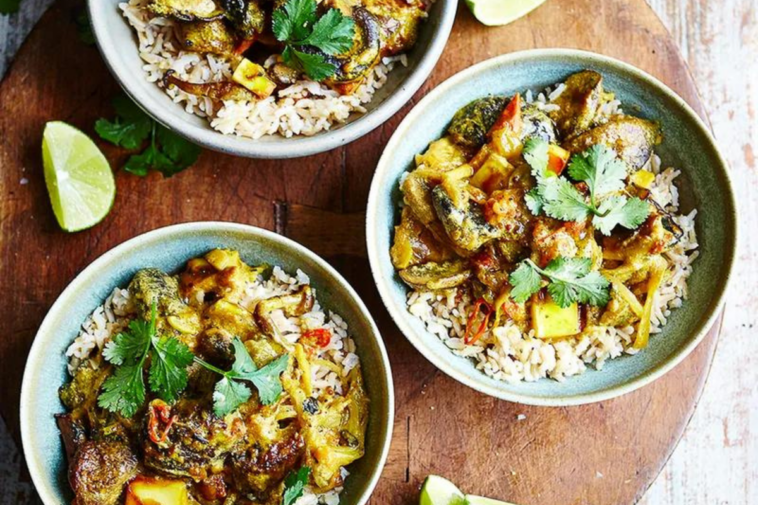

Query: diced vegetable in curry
58 249 368 505
391 70 679 346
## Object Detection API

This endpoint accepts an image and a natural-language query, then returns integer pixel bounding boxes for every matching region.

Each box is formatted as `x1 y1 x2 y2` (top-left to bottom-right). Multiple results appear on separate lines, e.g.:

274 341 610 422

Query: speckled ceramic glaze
86 0 456 159
20 223 394 505
366 49 737 406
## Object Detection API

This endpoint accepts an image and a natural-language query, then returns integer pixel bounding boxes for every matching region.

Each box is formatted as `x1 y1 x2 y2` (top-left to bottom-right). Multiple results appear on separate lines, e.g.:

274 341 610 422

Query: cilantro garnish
272 0 355 81
99 303 194 417
509 257 610 308
0 0 21 15
95 94 201 177
523 141 651 235
196 339 290 417
98 303 289 418
74 9 95 46
282 466 311 505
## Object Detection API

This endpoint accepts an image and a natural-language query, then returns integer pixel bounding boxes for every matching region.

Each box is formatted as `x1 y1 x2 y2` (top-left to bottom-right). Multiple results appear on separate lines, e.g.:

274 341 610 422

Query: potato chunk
125 476 190 505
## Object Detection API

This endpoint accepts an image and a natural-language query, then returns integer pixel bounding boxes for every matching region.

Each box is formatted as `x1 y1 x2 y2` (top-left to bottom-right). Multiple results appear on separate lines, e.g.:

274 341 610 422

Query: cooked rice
119 0 408 139
404 86 698 384
65 266 359 504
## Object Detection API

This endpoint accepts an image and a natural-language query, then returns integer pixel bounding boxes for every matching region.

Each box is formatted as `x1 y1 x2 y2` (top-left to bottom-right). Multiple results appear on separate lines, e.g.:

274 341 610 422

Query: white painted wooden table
1 0 755 503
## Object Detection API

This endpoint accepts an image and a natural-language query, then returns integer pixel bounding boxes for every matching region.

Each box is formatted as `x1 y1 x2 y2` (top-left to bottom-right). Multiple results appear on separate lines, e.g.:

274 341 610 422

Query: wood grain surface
0 0 737 504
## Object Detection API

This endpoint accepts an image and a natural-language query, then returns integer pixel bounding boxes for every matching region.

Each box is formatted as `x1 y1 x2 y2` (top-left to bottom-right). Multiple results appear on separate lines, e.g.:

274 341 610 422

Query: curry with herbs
146 0 432 98
57 249 368 505
391 70 684 349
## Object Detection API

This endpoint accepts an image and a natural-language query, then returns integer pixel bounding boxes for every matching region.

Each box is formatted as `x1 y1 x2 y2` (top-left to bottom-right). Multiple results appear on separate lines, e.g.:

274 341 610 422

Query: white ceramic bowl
87 0 457 159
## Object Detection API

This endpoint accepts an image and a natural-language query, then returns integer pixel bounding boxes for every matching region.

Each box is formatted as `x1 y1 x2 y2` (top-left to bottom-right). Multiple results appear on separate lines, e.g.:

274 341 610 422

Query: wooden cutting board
0 0 722 503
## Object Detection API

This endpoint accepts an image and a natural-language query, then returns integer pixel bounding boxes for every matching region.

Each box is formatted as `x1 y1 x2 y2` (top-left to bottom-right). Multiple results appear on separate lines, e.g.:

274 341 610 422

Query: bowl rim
20 221 395 505
366 48 738 406
86 0 457 159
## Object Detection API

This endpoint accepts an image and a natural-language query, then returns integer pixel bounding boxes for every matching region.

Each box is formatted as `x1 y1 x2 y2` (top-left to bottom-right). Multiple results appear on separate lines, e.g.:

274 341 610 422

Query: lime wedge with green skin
420 476 467 505
465 495 519 505
465 0 547 26
42 121 115 232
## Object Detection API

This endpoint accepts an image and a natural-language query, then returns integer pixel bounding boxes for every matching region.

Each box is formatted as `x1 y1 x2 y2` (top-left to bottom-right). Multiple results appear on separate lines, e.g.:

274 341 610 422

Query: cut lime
420 476 466 505
466 495 519 505
465 0 547 26
42 121 115 232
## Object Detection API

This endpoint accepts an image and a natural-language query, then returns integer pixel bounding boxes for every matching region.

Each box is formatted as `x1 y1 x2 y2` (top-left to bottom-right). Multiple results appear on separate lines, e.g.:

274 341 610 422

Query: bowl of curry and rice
87 0 456 158
20 223 394 505
366 49 737 405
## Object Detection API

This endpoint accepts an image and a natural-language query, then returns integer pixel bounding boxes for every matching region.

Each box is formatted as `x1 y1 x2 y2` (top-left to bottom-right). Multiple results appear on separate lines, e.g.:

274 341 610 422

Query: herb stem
193 355 230 377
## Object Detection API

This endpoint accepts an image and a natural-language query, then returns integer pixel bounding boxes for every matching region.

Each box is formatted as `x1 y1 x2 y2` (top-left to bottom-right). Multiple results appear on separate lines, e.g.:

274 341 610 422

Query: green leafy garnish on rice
272 0 356 81
509 257 610 308
524 141 651 235
95 94 202 177
282 466 312 505
99 302 289 417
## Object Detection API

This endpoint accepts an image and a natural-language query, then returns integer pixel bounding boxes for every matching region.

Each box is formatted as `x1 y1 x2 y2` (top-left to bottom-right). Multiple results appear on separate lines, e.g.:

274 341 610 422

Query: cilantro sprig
95 94 201 177
523 140 650 235
272 0 355 81
0 0 21 15
99 303 194 417
282 466 311 505
510 257 610 308
98 303 289 418
195 339 290 417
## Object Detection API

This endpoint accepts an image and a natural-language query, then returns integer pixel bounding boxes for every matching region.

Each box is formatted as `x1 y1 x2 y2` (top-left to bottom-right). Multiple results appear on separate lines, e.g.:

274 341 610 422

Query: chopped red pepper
233 38 255 55
302 328 332 348
489 93 523 136
464 298 493 345
148 401 177 445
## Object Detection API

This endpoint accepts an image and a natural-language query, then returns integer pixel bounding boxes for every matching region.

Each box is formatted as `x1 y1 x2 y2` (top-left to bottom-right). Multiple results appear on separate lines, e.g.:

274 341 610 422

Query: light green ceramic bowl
20 222 394 505
366 49 737 406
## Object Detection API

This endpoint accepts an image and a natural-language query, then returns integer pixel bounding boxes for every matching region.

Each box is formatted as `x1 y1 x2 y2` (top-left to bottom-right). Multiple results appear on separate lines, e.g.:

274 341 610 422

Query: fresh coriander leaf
542 257 610 308
75 9 95 46
593 196 650 235
112 94 148 121
0 0 21 15
272 0 316 43
548 269 610 307
149 336 194 403
102 320 152 365
227 338 258 378
523 137 549 179
291 48 337 81
509 261 543 303
98 363 146 417
244 354 290 405
95 95 152 150
124 144 176 177
273 0 355 81
567 145 627 200
541 177 592 222
213 376 252 417
543 256 592 279
95 118 152 150
301 9 355 54
283 467 311 505
155 126 202 176
524 188 544 216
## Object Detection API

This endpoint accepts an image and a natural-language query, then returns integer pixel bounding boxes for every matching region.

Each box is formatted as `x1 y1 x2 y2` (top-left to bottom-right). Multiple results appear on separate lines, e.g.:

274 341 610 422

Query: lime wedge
42 121 115 232
420 476 466 505
466 495 519 505
465 0 547 26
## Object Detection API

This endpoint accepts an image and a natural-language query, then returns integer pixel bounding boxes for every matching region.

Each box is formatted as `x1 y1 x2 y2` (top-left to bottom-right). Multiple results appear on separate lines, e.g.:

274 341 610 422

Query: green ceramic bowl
366 49 737 406
20 222 394 504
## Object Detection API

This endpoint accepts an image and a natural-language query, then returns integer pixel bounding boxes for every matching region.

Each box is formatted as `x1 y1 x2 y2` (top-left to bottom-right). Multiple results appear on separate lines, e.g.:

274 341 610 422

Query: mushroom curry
57 249 368 505
391 70 683 349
